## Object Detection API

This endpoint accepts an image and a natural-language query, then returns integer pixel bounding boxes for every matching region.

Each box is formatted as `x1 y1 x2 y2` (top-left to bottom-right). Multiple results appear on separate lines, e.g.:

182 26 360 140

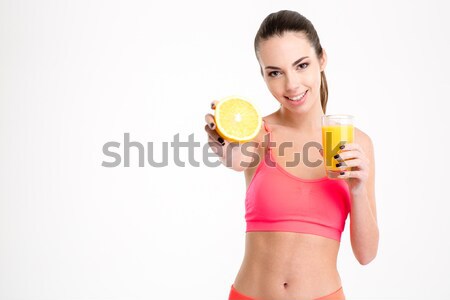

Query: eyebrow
264 56 309 70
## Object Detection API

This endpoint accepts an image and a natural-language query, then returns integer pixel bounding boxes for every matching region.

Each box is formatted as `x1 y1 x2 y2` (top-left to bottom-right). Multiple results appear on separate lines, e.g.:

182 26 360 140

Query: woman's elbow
357 251 378 265
358 257 373 265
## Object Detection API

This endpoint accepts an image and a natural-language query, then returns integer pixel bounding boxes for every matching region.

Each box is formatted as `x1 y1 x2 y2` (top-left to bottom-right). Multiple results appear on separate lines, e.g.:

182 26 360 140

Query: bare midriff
232 231 342 300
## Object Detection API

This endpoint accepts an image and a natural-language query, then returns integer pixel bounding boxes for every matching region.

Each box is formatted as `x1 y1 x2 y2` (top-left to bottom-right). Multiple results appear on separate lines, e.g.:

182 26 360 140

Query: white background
1 0 449 299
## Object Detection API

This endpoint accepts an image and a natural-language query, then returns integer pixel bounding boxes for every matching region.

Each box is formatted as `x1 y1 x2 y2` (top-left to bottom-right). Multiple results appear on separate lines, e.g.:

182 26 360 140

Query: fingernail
218 137 224 144
209 123 214 129
340 171 345 175
334 154 340 159
336 163 342 167
339 145 345 150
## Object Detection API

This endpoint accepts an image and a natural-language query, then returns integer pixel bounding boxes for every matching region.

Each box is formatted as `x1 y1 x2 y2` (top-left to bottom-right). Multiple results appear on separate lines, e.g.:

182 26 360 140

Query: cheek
266 79 283 94
305 70 322 92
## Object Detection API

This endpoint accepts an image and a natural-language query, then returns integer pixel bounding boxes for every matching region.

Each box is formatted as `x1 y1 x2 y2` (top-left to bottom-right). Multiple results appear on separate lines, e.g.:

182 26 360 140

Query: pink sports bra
245 120 351 241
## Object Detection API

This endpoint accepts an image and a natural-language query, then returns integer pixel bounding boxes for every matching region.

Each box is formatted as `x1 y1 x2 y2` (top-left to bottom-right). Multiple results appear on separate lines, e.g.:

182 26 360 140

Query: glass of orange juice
321 115 354 179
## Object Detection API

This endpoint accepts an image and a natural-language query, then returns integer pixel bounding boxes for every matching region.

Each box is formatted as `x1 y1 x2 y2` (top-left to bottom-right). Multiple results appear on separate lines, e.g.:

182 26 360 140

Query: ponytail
320 71 328 113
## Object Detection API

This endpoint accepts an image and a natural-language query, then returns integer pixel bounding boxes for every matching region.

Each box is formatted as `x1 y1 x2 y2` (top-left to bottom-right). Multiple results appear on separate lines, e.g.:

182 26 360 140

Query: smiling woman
204 9 379 300
255 12 328 115
256 33 327 114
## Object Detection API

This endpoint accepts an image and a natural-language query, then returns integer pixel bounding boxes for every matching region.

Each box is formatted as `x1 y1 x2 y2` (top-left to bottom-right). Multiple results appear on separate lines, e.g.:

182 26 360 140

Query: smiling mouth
285 90 308 101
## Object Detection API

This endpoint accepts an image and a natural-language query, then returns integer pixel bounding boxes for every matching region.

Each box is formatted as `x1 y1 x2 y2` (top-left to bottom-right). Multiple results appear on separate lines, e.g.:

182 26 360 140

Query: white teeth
288 91 306 101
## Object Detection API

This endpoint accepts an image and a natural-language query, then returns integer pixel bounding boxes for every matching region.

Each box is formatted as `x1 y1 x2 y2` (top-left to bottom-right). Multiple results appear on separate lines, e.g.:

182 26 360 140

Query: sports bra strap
262 119 273 150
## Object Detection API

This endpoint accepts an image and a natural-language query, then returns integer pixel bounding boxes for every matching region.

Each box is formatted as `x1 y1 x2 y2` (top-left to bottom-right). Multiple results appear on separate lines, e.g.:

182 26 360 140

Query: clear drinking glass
321 115 355 179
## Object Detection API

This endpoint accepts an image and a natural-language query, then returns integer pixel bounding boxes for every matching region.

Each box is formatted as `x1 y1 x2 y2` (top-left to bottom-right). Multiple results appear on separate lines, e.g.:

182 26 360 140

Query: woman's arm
337 129 379 265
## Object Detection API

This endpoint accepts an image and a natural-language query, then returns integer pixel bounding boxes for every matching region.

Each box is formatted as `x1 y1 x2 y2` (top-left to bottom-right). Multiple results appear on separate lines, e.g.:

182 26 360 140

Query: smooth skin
204 31 379 300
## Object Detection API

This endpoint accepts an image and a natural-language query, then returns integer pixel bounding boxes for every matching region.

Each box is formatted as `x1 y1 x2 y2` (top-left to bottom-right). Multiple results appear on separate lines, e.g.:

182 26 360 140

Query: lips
286 90 308 101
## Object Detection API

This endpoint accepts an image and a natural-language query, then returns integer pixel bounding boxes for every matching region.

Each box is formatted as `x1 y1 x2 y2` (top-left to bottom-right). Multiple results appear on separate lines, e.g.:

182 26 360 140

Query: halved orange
213 96 262 143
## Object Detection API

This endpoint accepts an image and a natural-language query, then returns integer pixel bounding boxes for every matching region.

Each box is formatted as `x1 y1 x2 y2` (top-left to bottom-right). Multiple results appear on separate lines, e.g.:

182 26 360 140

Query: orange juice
322 124 354 173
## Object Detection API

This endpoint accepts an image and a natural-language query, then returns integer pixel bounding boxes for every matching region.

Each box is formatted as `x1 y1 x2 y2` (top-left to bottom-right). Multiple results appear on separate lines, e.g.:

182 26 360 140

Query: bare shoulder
252 113 277 144
242 114 273 175
355 127 374 154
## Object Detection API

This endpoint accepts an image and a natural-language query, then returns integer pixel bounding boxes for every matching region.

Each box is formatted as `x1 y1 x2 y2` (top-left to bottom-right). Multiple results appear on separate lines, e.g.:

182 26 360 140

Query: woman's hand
205 101 262 172
333 143 370 194
204 100 248 171
319 143 370 194
204 100 228 159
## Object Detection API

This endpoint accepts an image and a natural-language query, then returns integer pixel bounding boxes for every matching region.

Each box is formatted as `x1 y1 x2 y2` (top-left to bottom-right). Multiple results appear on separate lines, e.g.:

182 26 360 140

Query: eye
268 70 282 77
298 63 309 69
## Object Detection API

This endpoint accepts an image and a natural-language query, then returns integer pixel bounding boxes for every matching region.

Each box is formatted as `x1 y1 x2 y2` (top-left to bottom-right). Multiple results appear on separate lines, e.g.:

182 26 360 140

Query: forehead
257 31 314 66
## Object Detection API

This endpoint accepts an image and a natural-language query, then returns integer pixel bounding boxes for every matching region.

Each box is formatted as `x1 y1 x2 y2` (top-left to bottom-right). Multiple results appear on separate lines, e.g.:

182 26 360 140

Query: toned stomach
232 231 342 300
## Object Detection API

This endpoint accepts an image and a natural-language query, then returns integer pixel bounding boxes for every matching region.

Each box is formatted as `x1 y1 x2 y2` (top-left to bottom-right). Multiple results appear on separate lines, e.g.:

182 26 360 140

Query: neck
276 101 325 133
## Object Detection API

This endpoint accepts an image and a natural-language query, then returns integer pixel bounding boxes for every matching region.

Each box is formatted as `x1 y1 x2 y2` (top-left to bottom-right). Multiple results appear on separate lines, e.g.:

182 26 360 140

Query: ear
320 48 328 72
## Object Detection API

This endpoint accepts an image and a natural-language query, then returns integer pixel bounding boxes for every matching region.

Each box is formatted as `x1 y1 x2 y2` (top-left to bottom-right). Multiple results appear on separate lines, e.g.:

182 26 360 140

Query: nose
285 71 300 93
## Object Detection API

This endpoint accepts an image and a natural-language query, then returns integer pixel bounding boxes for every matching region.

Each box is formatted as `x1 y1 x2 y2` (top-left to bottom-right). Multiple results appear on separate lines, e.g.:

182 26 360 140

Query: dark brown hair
254 10 328 113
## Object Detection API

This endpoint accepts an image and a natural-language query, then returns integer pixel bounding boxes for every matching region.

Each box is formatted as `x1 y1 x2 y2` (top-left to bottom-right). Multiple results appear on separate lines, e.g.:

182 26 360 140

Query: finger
334 150 361 162
211 100 219 110
208 140 224 156
337 170 365 179
204 124 226 145
205 113 216 130
336 158 365 169
208 135 226 147
339 143 365 156
204 124 219 139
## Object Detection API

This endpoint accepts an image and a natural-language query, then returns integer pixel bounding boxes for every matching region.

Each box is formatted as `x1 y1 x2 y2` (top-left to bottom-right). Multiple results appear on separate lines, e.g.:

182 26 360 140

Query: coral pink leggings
229 284 345 300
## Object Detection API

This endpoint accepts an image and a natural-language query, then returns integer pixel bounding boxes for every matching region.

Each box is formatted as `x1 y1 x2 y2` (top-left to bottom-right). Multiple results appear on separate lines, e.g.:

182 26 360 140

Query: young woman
204 10 379 300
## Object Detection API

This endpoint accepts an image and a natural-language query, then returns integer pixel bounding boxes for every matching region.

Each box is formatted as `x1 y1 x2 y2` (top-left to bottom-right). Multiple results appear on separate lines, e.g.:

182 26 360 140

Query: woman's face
257 31 326 112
